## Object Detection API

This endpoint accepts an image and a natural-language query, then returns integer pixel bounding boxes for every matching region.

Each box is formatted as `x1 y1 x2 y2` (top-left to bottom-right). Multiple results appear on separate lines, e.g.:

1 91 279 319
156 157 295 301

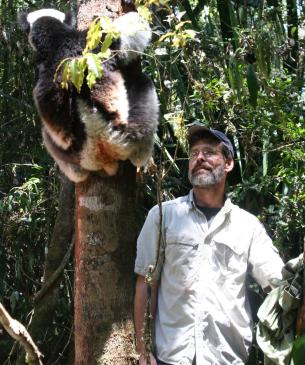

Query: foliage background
0 0 304 363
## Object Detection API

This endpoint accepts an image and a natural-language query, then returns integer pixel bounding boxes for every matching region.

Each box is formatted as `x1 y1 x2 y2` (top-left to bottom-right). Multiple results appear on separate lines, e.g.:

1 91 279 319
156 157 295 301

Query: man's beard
188 163 225 188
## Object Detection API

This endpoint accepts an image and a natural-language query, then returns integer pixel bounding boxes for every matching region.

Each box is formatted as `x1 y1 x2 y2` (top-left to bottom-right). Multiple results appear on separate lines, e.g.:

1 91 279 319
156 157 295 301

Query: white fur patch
77 99 132 172
114 12 151 62
27 9 66 26
113 73 129 125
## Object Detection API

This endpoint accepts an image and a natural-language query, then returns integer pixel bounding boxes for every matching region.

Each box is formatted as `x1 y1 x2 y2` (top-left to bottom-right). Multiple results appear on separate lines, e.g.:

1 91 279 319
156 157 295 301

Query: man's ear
224 158 234 173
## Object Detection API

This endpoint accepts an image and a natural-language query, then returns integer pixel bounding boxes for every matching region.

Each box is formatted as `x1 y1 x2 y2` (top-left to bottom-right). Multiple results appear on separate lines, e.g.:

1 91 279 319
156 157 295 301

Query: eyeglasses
189 148 222 160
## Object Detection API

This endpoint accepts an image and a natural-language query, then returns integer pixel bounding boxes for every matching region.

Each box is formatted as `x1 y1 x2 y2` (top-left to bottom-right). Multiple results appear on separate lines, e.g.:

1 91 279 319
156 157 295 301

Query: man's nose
196 151 207 160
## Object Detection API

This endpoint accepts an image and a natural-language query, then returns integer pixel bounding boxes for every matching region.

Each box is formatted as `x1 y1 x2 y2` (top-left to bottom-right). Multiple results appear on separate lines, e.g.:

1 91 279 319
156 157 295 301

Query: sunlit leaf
100 33 113 53
137 5 152 22
86 53 102 78
100 16 120 39
175 20 191 31
85 18 102 53
158 32 173 43
98 49 111 60
183 29 196 39
86 70 98 89
69 58 86 93
60 61 70 90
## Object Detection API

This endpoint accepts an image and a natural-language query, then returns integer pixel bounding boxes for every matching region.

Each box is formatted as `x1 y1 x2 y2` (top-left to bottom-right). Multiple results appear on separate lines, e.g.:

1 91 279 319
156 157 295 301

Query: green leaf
292 336 305 365
60 61 70 90
158 32 173 43
85 18 102 53
100 16 120 39
86 53 102 78
97 49 111 60
86 70 97 90
85 53 103 89
69 59 78 86
183 29 196 39
175 20 191 31
137 5 152 22
100 33 113 54
69 58 86 93
246 64 259 108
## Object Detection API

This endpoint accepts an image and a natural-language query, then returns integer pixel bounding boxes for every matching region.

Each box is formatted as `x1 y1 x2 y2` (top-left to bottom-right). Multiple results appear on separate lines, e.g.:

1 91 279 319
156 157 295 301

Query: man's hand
138 352 157 365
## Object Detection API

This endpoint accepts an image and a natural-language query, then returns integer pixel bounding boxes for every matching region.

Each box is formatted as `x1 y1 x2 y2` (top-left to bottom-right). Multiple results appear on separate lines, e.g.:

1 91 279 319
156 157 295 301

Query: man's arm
134 275 158 365
248 222 284 290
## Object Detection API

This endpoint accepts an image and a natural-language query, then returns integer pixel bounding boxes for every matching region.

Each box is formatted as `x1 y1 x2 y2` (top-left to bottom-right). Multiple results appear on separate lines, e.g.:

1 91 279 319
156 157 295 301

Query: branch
0 91 33 110
0 303 43 365
34 237 74 304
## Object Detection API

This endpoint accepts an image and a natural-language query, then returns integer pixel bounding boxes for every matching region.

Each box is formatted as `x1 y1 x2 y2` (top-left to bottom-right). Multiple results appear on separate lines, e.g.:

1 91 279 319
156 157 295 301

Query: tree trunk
216 0 235 49
75 162 138 364
74 5 138 362
286 0 298 73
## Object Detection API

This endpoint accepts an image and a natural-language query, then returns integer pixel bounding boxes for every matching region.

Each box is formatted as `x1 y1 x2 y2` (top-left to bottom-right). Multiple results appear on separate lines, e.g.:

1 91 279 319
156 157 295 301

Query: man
134 123 284 365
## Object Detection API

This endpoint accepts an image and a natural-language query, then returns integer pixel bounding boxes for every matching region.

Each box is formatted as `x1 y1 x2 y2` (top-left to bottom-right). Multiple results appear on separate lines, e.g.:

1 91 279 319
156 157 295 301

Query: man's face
188 138 232 188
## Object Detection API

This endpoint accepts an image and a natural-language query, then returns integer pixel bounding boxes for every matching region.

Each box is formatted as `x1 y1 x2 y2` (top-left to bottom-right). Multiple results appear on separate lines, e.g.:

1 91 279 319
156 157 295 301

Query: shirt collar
187 189 233 214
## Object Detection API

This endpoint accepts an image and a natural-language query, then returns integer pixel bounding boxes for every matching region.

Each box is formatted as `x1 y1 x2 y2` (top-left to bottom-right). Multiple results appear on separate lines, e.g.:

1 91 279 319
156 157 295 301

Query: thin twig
34 237 74 304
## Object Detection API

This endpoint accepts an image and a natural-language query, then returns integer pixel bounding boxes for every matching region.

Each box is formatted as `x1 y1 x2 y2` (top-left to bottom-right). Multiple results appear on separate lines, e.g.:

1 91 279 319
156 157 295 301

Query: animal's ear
17 12 30 34
64 11 75 27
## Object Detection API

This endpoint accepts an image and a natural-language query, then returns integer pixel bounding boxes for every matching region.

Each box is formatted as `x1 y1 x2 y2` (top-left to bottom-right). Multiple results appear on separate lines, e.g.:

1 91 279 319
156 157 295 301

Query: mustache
192 163 212 174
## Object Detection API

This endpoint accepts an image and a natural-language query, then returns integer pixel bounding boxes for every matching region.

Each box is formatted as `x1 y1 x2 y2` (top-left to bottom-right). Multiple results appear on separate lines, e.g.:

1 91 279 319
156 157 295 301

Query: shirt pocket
165 234 199 287
209 233 246 281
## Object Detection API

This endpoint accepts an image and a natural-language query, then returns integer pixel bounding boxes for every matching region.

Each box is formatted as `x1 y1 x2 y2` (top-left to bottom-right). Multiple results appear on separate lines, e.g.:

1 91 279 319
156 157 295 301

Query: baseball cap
187 122 234 158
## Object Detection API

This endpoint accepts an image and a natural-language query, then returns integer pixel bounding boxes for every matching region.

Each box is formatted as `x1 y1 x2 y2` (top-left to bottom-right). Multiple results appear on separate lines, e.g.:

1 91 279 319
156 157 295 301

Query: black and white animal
18 8 159 182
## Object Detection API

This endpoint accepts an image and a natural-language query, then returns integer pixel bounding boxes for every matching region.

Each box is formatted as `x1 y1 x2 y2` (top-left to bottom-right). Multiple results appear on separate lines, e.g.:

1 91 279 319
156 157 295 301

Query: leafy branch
54 16 120 93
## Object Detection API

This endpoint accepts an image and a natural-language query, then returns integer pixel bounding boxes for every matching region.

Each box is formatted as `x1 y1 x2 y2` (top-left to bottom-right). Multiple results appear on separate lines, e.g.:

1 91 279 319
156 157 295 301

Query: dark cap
187 122 234 158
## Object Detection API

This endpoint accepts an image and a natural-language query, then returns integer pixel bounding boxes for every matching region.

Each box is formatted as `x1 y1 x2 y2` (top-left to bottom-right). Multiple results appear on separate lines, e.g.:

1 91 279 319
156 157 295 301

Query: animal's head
18 9 74 57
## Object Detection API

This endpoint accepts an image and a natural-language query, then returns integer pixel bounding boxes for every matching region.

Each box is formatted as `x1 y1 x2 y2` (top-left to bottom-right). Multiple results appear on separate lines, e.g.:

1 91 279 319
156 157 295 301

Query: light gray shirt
135 191 284 365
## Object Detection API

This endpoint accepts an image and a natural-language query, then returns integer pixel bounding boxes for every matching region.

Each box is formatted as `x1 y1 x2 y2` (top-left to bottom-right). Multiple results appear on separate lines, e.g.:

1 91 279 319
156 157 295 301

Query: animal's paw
103 161 119 176
140 157 157 174
136 157 158 183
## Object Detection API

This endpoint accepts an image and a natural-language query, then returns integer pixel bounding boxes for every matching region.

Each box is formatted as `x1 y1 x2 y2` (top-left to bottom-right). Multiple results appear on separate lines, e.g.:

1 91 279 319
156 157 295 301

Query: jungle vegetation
0 0 304 363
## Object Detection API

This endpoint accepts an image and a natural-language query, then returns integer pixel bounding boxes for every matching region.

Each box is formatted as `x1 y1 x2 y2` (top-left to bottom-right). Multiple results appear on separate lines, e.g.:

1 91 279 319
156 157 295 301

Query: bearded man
134 123 284 365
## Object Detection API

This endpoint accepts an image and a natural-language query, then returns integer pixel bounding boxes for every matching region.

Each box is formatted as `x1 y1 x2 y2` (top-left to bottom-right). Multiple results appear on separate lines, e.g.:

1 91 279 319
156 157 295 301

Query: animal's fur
18 9 159 182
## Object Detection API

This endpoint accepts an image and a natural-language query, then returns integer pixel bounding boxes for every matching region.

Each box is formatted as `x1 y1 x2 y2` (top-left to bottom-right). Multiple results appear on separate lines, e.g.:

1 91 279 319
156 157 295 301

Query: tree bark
75 163 138 364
